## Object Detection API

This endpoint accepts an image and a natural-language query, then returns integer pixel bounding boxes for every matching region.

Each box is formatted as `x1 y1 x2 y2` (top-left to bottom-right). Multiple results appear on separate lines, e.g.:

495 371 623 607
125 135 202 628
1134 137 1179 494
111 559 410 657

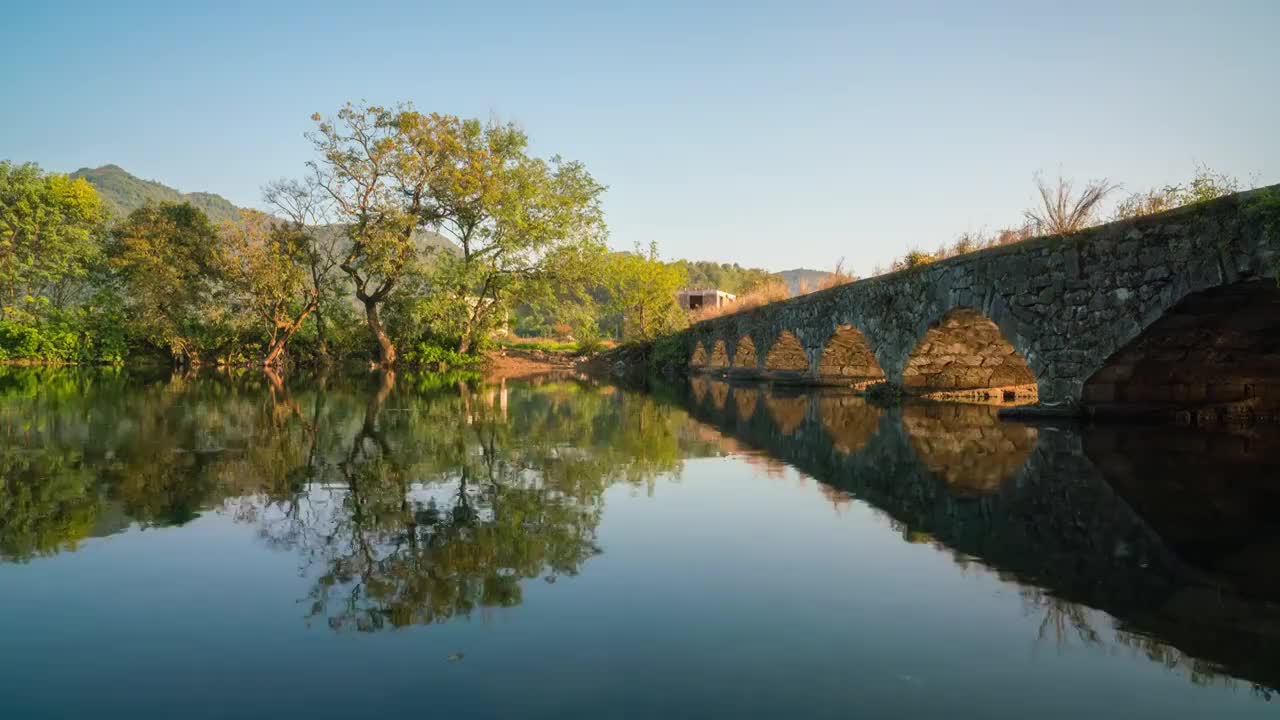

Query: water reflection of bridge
682 376 1280 694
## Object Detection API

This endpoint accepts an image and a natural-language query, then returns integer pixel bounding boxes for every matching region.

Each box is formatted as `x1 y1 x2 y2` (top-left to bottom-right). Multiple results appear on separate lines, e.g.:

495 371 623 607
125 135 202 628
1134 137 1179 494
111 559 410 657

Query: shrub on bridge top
1113 166 1242 221
892 250 937 272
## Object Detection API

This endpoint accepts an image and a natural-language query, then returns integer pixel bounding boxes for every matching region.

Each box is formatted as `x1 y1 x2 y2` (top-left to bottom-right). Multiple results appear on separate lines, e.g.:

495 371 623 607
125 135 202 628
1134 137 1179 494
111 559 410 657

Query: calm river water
1 368 1278 719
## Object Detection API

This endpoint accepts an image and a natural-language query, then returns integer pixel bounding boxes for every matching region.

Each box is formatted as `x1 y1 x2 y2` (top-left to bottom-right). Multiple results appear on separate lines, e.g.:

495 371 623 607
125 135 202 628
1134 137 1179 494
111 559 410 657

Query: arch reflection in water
764 391 810 436
733 386 759 421
901 403 1038 494
818 394 882 455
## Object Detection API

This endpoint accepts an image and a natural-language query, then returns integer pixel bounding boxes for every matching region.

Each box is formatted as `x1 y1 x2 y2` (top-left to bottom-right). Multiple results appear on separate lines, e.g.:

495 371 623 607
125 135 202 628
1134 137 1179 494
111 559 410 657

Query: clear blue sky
2 0 1276 274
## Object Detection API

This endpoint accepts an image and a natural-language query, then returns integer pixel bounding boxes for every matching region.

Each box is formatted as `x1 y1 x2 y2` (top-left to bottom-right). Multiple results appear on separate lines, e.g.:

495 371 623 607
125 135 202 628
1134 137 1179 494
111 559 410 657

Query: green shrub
496 338 578 352
649 334 687 372
0 320 89 363
403 342 483 369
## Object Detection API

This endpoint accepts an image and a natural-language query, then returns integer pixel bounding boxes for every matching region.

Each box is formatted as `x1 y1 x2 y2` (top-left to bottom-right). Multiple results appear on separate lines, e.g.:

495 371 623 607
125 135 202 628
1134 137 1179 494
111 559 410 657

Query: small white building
677 288 736 311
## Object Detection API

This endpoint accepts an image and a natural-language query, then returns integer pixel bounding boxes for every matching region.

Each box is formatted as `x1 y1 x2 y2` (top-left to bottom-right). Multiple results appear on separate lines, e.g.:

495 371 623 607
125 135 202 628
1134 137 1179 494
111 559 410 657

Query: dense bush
402 342 484 369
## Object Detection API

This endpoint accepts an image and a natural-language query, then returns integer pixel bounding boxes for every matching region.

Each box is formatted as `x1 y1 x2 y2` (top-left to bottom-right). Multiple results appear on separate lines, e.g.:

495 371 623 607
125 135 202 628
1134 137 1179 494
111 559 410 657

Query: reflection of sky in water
0 373 1275 719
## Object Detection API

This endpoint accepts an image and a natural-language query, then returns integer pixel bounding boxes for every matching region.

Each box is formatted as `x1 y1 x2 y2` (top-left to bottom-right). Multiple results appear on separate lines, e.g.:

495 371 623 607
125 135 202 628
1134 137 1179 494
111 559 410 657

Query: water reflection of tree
301 373 577 628
253 371 704 631
0 368 702 619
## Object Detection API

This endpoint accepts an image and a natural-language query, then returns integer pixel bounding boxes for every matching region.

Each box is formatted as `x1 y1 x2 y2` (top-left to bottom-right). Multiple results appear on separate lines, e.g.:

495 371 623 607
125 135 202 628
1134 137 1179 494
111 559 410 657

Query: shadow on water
1 367 1279 699
678 377 1280 697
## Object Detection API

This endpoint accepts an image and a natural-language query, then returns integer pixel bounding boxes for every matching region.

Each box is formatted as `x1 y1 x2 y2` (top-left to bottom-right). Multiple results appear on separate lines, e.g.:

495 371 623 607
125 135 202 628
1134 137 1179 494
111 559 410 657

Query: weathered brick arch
901 306 1037 400
764 330 809 372
690 342 708 367
819 324 886 385
708 339 729 369
732 336 758 369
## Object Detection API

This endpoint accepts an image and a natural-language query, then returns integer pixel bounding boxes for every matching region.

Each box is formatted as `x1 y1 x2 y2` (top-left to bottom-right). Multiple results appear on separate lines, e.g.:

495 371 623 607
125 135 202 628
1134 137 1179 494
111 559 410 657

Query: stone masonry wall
685 186 1280 407
901 308 1036 391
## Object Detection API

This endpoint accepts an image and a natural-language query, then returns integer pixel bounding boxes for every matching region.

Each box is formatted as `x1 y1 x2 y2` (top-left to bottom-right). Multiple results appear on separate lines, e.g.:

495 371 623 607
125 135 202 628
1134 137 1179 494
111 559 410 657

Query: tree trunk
313 304 330 361
364 299 396 366
262 335 290 367
262 302 317 367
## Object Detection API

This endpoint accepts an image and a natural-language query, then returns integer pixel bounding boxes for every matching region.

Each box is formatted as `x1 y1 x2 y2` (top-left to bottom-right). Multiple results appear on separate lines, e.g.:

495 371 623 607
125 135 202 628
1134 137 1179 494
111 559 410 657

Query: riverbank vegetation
0 103 722 367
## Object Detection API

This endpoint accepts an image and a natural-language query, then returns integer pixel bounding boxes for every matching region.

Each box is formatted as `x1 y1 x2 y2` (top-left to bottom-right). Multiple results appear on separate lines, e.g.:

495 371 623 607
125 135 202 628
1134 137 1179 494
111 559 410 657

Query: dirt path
484 348 581 380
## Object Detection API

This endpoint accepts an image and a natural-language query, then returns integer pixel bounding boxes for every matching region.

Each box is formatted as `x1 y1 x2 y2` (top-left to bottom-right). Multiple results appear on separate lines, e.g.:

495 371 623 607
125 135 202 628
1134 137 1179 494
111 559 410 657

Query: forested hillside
70 164 241 223
672 261 835 297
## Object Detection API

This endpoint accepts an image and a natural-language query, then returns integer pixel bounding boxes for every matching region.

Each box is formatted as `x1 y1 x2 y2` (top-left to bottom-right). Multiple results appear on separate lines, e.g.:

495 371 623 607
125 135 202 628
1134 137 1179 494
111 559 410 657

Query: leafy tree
108 202 227 364
306 103 441 366
414 117 608 353
0 161 105 315
263 178 346 360
674 260 776 295
219 210 323 365
603 242 688 341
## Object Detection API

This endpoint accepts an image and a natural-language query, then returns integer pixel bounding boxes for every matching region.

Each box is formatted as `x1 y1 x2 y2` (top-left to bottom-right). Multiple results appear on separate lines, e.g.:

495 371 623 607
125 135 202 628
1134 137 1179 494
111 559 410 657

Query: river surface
1 368 1278 719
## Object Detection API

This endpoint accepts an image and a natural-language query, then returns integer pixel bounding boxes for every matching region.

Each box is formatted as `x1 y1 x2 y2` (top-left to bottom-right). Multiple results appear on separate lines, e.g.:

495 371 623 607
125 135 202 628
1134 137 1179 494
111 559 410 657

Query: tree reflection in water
0 367 703 631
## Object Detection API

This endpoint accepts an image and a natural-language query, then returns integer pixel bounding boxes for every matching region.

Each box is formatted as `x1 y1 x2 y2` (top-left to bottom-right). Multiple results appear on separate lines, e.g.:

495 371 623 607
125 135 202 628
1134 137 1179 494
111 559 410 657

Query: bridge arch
818 324 885 386
902 307 1038 402
764 330 810 373
1082 279 1280 422
732 336 759 369
708 339 729 369
690 342 708 368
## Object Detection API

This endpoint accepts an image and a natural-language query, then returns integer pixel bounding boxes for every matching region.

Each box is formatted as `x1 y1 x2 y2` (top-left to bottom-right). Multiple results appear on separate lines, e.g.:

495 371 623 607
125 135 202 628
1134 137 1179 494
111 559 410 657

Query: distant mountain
777 268 836 296
71 164 242 224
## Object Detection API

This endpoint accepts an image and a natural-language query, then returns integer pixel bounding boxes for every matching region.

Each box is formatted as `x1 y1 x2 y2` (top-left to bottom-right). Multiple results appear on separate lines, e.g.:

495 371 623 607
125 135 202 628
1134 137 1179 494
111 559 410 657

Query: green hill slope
70 164 242 224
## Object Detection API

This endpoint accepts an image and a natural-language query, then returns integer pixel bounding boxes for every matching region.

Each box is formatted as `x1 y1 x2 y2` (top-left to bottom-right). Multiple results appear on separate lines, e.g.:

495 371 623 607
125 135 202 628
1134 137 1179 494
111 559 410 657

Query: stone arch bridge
684 187 1280 416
